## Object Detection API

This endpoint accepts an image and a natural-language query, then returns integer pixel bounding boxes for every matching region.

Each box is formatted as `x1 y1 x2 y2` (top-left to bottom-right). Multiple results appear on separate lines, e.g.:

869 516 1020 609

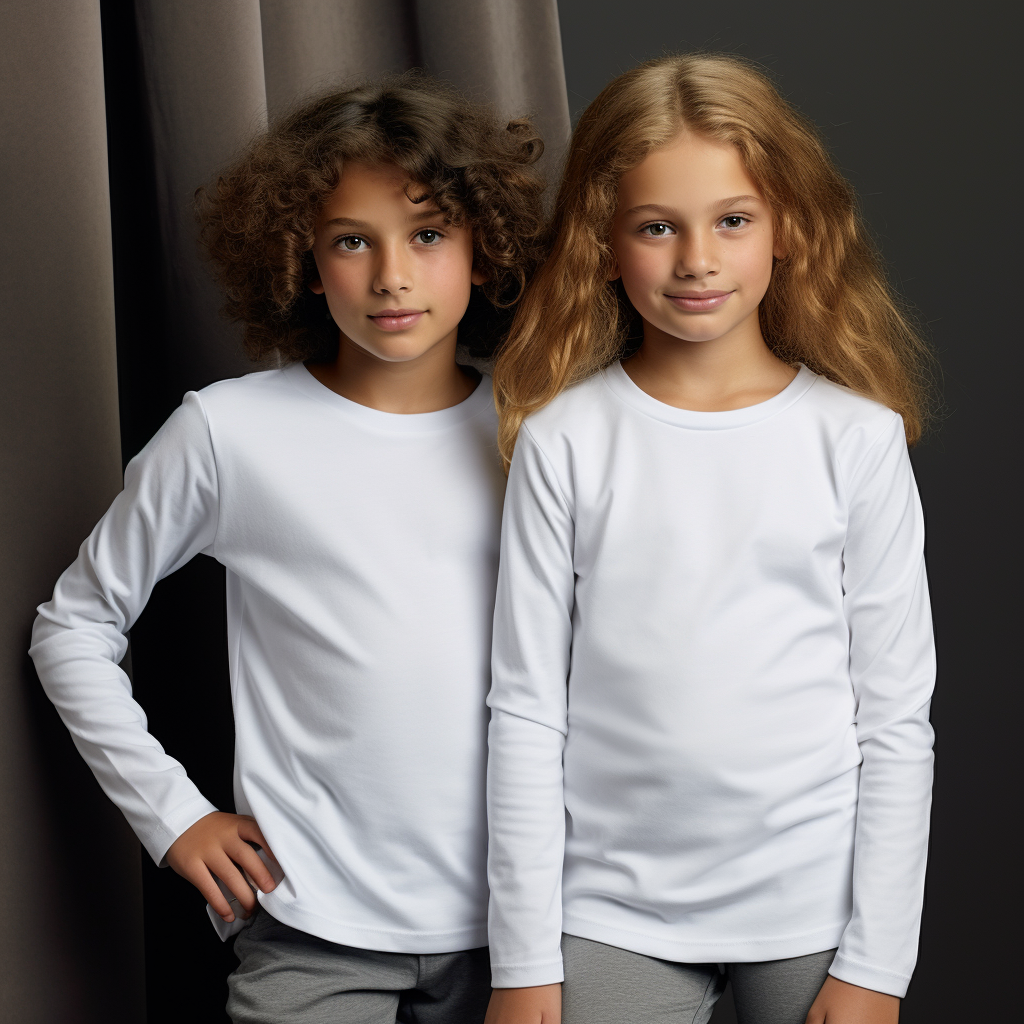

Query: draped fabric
0 5 144 1022
1 3 568 1020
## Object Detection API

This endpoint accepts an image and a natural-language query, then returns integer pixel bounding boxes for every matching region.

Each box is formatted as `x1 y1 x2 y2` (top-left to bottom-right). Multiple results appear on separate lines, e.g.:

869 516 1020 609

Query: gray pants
227 909 491 1023
562 934 837 1024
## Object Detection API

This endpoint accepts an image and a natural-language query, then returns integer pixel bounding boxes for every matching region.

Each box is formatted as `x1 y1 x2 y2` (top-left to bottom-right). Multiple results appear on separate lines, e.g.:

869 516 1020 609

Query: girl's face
310 161 484 364
611 131 781 348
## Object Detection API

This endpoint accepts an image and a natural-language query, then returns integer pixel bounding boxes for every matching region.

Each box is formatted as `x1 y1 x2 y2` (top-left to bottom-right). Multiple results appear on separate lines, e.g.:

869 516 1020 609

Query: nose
373 242 412 294
674 229 719 279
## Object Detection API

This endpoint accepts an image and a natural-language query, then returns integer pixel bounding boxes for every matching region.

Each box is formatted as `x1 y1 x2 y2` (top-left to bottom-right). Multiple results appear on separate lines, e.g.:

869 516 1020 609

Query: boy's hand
166 812 280 923
806 977 899 1023
484 984 561 1024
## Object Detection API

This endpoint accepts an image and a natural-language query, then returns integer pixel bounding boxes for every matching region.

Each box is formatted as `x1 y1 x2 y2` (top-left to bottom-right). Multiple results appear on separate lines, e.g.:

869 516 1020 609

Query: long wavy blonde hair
494 54 932 467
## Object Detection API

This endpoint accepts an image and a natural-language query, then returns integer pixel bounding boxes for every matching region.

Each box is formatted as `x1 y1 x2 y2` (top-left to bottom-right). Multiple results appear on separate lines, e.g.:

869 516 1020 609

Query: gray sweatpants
562 934 837 1024
227 909 491 1023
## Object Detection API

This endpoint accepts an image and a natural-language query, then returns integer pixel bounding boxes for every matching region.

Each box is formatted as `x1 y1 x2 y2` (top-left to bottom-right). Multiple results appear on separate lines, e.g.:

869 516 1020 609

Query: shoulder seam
520 421 575 519
188 391 223 553
834 410 901 500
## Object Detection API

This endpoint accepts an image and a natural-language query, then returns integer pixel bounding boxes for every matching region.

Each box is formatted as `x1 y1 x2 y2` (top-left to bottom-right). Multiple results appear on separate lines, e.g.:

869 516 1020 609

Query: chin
373 345 437 363
653 324 725 346
353 335 438 363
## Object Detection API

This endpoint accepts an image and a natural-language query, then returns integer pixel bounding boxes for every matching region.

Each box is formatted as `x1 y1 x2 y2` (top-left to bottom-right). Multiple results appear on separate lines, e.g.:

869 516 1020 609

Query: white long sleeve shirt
487 363 934 997
31 364 505 953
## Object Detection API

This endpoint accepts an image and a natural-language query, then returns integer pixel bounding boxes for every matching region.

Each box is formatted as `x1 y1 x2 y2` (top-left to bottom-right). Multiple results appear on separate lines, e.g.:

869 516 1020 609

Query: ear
309 278 325 295
608 262 621 282
471 267 488 287
772 239 788 260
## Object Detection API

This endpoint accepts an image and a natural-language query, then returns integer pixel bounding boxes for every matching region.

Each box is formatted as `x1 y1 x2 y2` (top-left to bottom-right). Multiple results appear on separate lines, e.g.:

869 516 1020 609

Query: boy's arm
29 393 274 918
832 414 935 999
487 425 575 992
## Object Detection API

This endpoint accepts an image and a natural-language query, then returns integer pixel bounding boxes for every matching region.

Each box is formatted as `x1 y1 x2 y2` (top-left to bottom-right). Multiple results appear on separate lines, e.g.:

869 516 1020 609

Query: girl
484 55 934 1024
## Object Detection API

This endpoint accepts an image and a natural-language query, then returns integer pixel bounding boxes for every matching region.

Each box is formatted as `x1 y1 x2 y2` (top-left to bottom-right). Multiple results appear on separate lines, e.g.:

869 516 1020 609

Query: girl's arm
487 424 576 996
29 394 236 874
833 413 936 999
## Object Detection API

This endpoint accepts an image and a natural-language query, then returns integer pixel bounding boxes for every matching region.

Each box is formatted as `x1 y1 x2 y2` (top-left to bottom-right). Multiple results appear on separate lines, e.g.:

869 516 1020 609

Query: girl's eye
720 216 748 229
416 229 442 244
641 222 674 237
337 235 367 252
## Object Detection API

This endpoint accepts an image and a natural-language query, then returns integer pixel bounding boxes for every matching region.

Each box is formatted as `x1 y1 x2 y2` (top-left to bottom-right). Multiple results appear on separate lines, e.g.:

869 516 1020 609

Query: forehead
617 132 762 208
321 161 435 217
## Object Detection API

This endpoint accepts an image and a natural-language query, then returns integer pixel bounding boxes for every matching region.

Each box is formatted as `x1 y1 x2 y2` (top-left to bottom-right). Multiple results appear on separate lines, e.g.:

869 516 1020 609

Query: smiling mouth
666 291 733 311
368 309 426 331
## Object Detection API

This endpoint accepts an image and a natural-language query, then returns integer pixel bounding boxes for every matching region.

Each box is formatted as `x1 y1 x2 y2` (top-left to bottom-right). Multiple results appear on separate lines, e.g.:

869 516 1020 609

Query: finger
209 853 258 916
237 818 280 869
229 839 278 894
183 861 236 922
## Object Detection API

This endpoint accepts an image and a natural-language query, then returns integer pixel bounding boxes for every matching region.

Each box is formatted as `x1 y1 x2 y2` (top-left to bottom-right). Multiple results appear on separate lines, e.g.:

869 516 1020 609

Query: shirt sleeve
487 424 575 988
830 413 936 997
29 392 222 865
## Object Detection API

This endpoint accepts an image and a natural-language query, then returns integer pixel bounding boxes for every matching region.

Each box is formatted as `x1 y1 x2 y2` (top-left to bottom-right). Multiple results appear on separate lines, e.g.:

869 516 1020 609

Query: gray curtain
0 3 145 1023
0 2 568 1021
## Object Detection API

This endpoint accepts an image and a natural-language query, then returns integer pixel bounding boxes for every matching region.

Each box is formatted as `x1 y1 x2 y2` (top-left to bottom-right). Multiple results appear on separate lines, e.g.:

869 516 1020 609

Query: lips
368 309 425 331
666 290 733 312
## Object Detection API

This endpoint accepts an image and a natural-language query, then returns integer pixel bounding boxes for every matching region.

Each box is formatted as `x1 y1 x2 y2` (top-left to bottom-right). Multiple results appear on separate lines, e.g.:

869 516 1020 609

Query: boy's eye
720 216 748 229
641 222 674 237
337 235 368 252
416 229 442 244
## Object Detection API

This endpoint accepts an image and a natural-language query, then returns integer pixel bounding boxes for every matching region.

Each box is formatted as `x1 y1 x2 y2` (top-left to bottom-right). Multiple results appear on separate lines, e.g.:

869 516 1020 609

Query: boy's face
310 162 484 364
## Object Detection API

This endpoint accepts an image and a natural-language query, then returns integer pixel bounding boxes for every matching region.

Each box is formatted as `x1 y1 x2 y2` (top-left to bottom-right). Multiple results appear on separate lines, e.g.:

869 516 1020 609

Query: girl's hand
806 976 899 1023
484 984 561 1024
165 811 280 922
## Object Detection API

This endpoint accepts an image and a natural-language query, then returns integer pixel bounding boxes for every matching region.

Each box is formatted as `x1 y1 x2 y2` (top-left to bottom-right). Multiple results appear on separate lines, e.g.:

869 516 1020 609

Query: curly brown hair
197 73 547 363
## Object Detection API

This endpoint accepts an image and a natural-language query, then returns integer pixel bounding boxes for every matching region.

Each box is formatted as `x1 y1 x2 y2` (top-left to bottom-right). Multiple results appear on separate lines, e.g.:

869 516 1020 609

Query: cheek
615 241 667 290
735 231 776 291
430 248 475 303
319 260 367 307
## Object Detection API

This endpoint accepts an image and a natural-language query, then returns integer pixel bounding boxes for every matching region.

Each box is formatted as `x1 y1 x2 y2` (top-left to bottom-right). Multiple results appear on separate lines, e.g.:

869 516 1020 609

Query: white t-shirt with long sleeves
487 363 934 997
31 363 505 954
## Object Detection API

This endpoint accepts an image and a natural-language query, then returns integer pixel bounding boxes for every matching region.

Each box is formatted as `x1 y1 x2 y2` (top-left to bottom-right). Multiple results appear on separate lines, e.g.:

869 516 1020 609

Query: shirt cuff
829 952 911 998
490 957 564 989
147 796 220 867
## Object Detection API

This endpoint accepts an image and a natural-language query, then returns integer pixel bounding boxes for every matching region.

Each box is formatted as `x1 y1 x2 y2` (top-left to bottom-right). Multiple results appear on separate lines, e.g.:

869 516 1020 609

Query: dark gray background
555 2 1017 1021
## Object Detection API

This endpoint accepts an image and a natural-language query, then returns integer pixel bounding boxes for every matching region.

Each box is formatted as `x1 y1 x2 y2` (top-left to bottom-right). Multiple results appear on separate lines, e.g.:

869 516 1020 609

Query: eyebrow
324 208 444 229
624 195 763 217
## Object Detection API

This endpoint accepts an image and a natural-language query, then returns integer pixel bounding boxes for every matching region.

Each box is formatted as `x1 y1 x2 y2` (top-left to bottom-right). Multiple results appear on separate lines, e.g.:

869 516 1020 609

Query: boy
30 76 544 1023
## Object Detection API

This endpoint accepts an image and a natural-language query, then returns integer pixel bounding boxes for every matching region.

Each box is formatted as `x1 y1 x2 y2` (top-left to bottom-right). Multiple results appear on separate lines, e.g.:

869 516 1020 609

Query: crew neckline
602 360 818 430
284 362 493 432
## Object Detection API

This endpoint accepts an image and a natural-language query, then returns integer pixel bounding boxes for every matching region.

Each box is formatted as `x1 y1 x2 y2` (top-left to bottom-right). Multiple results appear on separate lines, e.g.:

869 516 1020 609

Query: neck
622 309 796 412
307 329 477 413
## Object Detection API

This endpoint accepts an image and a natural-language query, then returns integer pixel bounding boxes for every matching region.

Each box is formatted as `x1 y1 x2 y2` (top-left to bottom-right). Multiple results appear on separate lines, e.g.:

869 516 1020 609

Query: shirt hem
258 892 489 954
562 911 846 964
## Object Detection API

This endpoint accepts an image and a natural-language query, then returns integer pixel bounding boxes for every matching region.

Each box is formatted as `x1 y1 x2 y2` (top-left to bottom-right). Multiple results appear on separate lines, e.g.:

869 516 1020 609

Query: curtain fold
134 0 269 395
414 0 569 174
259 0 420 117
0 2 145 1022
